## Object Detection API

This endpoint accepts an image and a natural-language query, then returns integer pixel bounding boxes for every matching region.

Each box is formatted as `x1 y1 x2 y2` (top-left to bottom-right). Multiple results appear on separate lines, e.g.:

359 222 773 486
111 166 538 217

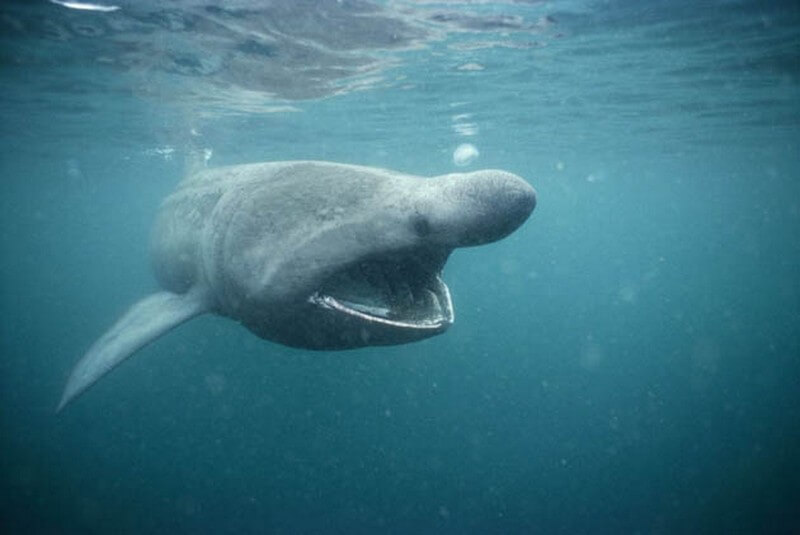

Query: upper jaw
307 249 454 330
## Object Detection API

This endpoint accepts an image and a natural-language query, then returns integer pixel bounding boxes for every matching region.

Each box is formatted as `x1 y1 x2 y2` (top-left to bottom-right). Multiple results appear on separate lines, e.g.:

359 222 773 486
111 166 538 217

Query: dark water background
1 0 799 533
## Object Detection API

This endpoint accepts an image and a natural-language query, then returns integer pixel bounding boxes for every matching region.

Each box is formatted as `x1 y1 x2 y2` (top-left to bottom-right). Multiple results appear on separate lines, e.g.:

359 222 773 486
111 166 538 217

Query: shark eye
411 214 431 237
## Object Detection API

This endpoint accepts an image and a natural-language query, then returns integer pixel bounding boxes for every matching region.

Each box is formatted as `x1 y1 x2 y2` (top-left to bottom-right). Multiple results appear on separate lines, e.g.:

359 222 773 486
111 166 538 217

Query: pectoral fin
57 289 209 412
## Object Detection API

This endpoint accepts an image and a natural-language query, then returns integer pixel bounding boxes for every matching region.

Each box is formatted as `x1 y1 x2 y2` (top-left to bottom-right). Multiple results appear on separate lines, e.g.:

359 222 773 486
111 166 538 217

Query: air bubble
453 143 479 167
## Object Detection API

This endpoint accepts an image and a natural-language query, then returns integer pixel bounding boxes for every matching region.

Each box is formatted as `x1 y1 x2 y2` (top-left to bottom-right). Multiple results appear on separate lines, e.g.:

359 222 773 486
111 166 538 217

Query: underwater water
1 0 799 533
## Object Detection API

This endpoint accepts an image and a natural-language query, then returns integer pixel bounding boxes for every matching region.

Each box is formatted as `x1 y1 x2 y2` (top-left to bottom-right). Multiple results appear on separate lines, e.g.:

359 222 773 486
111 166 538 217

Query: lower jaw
310 293 452 330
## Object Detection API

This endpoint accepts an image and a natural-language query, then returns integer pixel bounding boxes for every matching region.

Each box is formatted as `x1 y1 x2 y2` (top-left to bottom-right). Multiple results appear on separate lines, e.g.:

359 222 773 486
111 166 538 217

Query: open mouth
308 251 454 329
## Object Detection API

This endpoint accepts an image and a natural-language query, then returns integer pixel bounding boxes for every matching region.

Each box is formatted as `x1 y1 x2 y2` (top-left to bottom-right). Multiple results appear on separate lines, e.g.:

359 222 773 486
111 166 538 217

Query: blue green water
1 1 799 533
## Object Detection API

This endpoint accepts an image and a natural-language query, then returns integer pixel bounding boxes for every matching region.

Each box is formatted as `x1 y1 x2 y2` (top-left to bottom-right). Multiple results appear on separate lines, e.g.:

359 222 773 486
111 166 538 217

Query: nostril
412 214 432 237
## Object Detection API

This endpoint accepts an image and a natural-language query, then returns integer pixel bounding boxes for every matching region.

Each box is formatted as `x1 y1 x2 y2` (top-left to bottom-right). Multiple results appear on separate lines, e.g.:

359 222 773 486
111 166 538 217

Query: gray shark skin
58 161 536 411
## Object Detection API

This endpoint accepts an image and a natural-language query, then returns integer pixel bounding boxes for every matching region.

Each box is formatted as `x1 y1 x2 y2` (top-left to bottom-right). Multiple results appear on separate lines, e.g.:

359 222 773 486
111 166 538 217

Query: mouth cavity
309 252 454 329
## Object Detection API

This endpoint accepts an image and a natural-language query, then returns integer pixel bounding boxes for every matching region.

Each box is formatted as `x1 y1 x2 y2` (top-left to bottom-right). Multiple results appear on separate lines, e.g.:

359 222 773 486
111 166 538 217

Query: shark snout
487 170 537 239
425 169 536 248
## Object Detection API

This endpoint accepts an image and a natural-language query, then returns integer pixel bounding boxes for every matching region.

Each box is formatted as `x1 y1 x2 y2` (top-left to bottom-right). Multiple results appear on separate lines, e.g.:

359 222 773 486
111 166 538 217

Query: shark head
201 162 536 349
